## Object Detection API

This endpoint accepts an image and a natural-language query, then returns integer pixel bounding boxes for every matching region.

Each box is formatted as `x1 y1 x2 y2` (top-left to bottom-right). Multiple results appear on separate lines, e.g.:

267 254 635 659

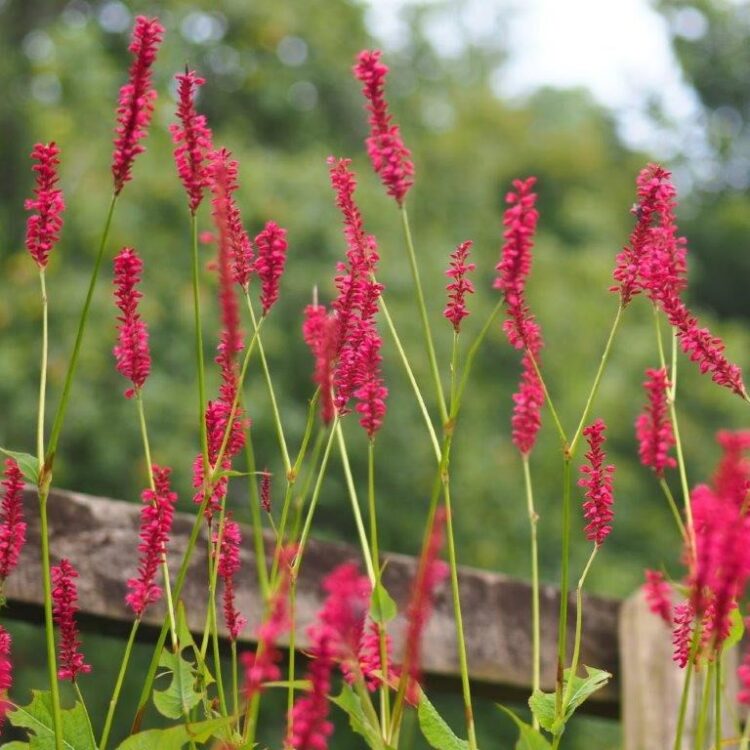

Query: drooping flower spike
113 247 151 399
353 49 415 205
354 331 388 439
0 458 26 585
579 419 615 546
643 569 672 626
215 515 247 641
254 220 289 315
51 558 91 681
112 16 164 195
171 69 214 214
302 302 338 425
635 368 676 477
443 240 475 333
25 142 65 270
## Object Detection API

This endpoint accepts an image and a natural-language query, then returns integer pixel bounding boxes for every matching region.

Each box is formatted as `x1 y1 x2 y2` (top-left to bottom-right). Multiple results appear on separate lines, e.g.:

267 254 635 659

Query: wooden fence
2 487 740 749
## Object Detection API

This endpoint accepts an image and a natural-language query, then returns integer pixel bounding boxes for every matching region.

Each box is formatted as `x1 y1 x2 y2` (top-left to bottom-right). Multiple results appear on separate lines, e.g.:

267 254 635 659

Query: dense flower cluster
713 430 750 508
443 240 475 333
353 50 414 205
672 601 695 669
302 303 338 425
260 469 272 513
579 419 615 546
635 368 676 477
0 458 26 584
171 70 214 214
51 559 91 681
113 247 151 398
254 221 288 315
25 142 64 269
643 569 672 625
216 516 247 641
112 16 164 194
512 354 544 457
125 466 177 618
0 626 11 727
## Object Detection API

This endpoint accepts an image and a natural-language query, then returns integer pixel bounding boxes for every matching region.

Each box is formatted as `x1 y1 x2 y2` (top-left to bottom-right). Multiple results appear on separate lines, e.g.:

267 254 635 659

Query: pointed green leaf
153 649 202 720
330 684 384 750
417 690 469 750
0 449 39 485
369 581 397 625
725 607 745 651
5 692 95 750
114 716 234 750
497 706 552 750
528 690 556 734
564 666 611 720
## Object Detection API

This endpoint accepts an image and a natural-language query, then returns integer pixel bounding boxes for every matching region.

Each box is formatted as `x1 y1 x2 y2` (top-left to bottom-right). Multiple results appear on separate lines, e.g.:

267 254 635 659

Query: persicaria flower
354 332 388 439
215 515 247 641
635 368 676 477
113 247 151 398
0 458 26 584
254 221 288 315
51 559 91 681
125 466 177 618
260 469 272 513
579 419 615 546
25 142 64 269
443 240 475 332
713 430 750 509
355 620 398 692
302 303 338 424
0 626 11 726
512 352 544 456
353 50 414 205
112 16 164 194
171 70 214 214
672 600 694 668
643 569 672 625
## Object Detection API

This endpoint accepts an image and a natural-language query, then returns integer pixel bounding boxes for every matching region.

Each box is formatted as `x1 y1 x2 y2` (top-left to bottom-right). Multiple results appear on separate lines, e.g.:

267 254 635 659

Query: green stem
37 270 48 463
522 456 541 727
101 619 139 750
45 193 117 468
287 572 298 741
674 629 701 750
715 653 722 750
659 477 688 545
245 293 291 475
399 205 448 425
73 681 96 748
231 640 239 725
245 436 270 601
336 422 375 581
191 213 209 472
526 349 568 449
695 661 714 750
210 595 228 717
741 710 750 750
379 295 441 462
569 304 623 456
555 458 573 715
38 489 63 750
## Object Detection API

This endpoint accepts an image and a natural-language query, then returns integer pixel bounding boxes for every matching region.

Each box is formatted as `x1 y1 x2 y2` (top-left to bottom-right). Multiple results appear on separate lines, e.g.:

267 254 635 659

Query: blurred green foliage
1 0 749 747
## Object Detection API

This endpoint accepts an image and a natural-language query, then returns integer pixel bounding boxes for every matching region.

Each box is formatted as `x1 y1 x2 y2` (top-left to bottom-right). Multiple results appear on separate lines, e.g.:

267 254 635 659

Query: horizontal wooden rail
4 487 620 717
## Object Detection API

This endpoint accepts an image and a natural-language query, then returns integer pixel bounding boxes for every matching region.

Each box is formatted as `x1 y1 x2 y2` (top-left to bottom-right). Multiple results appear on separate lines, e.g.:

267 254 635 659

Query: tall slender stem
695 661 714 750
522 456 541 725
659 477 688 544
674 630 701 750
101 619 139 750
37 270 48 463
191 213 209 471
715 653 723 750
73 681 96 748
399 206 448 424
555 458 573 714
245 436 270 600
45 194 117 469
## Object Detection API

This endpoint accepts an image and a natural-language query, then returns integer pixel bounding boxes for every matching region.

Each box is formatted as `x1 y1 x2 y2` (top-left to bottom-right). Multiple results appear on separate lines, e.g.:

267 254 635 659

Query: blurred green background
2 0 750 747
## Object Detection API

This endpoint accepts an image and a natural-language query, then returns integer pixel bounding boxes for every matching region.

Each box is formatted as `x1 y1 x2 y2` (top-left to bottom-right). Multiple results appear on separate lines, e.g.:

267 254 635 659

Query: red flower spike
260 469 272 513
643 569 673 625
215 515 247 641
171 70 214 214
113 247 151 398
443 240 475 333
303 303 338 424
0 458 26 583
51 559 91 681
353 50 414 205
403 507 449 704
254 221 288 315
672 600 695 669
0 626 11 726
112 16 164 194
355 620 399 692
512 352 544 456
635 368 676 477
25 142 64 269
126 466 177 618
579 419 615 546
713 430 750 509
354 332 388 439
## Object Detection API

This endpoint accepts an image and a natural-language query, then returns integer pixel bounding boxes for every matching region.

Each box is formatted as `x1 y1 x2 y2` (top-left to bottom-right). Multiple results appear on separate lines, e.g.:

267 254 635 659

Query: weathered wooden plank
3 487 620 715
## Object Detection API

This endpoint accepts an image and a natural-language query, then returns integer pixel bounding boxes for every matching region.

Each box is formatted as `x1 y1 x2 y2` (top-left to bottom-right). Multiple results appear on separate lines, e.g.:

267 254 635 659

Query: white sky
362 0 708 154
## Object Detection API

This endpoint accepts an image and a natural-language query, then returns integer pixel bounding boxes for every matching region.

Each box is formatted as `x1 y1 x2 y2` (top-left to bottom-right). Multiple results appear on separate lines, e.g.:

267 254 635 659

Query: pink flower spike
353 50 414 205
579 419 615 546
672 600 695 669
260 469 272 513
25 142 64 269
112 16 164 195
51 559 91 681
635 368 676 477
303 303 338 424
354 332 388 439
512 352 544 456
171 69 214 214
0 626 11 726
443 240 475 333
0 458 26 584
643 569 673 625
714 430 750 509
215 515 247 641
113 247 151 398
125 466 177 618
254 221 289 315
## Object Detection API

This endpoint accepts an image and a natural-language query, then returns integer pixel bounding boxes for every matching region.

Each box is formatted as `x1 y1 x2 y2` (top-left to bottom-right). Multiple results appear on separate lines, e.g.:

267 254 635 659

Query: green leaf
261 679 312 691
0 742 31 749
173 601 214 688
497 706 552 750
0 449 39 485
725 607 745 651
115 716 234 750
153 648 202 720
527 690 556 734
564 666 611 720
417 690 469 750
5 691 95 750
330 684 385 750
369 581 397 625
